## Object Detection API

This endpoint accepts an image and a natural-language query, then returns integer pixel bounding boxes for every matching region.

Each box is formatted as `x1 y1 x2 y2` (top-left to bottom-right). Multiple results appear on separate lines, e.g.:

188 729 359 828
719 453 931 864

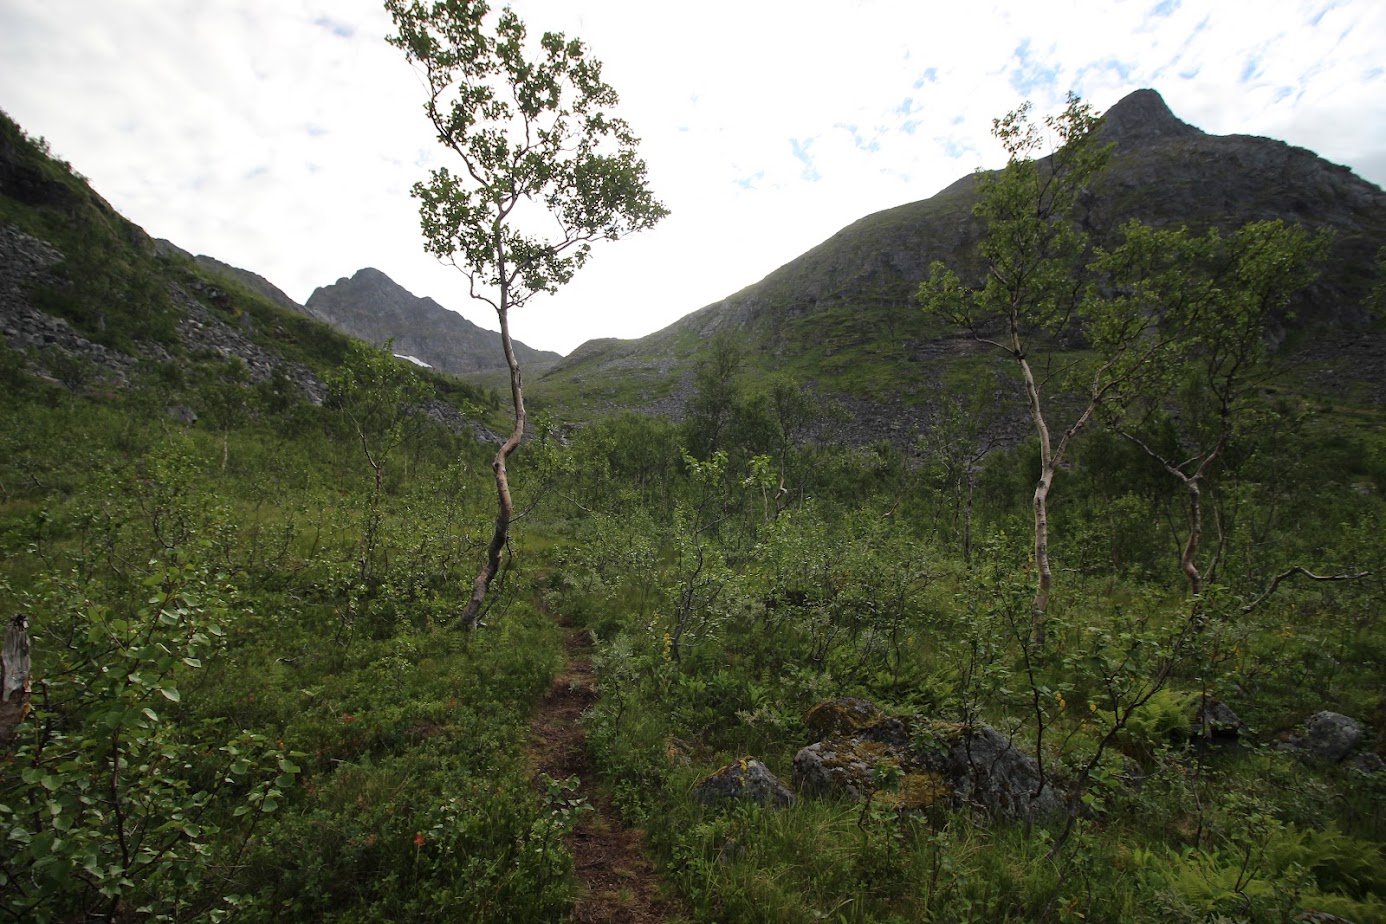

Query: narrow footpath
527 620 672 924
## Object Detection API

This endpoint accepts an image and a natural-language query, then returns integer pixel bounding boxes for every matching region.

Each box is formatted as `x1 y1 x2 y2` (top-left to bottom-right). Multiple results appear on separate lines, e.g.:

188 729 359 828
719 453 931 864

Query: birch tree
918 95 1188 644
917 94 1113 645
387 0 667 628
1091 219 1331 598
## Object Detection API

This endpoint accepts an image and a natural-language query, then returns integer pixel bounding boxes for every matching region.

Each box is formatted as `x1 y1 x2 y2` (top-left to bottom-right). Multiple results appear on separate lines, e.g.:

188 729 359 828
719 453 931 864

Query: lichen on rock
692 757 795 807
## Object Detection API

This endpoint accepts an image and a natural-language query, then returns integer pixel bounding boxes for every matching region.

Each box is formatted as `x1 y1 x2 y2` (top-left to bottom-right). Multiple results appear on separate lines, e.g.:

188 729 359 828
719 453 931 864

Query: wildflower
414 833 425 847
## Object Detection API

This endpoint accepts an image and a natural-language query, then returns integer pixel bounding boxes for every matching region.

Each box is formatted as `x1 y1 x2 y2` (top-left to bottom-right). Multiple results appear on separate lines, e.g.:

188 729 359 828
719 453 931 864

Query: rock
305 267 560 377
692 758 794 807
803 697 908 745
794 699 1061 823
943 725 1062 822
794 737 900 800
1303 711 1364 763
165 404 198 425
1192 694 1245 740
1346 751 1385 775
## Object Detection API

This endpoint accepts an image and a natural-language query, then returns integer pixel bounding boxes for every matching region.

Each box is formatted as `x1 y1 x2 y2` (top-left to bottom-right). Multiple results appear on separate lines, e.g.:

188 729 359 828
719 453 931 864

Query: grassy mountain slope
0 109 504 433
532 89 1386 430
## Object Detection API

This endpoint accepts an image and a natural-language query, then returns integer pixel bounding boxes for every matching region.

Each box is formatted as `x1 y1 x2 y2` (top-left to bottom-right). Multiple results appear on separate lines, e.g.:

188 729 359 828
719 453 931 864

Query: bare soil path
528 620 673 923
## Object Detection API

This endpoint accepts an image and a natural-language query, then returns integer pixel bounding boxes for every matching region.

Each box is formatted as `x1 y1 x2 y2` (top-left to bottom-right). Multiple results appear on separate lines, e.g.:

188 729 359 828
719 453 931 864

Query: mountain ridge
533 88 1386 424
305 267 561 376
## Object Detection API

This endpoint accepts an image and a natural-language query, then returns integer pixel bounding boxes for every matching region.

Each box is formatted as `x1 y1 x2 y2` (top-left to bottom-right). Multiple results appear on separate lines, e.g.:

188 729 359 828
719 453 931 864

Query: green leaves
0 553 288 922
387 0 667 314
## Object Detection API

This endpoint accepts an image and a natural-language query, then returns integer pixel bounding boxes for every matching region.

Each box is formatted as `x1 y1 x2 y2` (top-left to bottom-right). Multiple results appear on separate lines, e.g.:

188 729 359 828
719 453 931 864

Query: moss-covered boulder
803 697 909 744
794 737 903 800
693 758 795 807
794 698 1063 823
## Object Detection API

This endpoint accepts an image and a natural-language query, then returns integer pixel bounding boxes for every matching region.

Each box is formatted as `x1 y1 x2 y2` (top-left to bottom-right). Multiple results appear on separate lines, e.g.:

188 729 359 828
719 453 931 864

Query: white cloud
1 0 1383 355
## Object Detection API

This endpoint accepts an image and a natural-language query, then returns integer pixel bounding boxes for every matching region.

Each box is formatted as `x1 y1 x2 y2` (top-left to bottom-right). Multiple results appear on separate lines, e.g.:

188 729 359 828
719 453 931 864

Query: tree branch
1240 566 1371 615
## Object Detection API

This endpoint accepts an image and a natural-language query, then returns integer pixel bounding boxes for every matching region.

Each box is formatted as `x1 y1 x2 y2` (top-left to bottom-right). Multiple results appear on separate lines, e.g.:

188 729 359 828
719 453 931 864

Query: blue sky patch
913 67 938 89
938 137 969 159
1009 39 1061 97
735 170 765 190
837 123 880 153
1308 2 1341 27
790 138 821 181
312 16 354 39
1241 54 1261 83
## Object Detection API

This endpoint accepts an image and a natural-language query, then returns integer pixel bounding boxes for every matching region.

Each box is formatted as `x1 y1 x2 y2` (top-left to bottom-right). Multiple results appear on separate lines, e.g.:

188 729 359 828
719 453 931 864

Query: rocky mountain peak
306 267 561 376
1097 88 1204 147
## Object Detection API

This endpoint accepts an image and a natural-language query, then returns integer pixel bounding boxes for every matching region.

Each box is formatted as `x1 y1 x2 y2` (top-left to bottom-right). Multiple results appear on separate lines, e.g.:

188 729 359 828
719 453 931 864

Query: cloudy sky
2 1 1384 355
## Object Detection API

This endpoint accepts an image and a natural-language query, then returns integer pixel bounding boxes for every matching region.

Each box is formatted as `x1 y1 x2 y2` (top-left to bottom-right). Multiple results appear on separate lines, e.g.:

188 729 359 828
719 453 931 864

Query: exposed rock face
692 758 795 807
0 223 141 387
0 221 331 404
1094 87 1204 146
172 284 328 405
305 268 562 377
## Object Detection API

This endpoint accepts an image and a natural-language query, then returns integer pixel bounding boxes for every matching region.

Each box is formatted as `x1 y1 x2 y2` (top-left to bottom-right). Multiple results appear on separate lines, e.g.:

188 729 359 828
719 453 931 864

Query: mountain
533 89 1386 427
305 268 561 376
153 238 324 321
0 108 505 438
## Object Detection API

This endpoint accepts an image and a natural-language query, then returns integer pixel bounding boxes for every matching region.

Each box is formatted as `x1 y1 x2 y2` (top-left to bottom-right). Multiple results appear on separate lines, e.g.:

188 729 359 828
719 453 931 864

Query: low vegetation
2 334 1383 920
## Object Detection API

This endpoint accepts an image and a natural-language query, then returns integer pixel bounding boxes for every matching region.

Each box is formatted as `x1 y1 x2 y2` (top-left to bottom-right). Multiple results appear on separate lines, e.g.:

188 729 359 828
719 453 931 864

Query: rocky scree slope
0 115 496 437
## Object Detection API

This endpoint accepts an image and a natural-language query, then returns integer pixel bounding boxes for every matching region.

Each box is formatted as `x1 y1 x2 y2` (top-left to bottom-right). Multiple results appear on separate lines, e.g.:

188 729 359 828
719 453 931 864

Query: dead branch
1240 567 1371 615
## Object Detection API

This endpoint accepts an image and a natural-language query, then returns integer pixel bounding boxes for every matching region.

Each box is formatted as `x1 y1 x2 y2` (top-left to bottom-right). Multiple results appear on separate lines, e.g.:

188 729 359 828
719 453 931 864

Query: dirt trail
527 622 672 924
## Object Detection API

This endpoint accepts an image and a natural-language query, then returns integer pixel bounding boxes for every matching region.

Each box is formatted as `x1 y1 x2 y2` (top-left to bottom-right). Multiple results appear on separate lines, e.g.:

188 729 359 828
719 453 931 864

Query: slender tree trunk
1017 348 1054 646
460 303 525 630
1115 427 1213 600
963 471 976 566
1 614 31 750
1182 479 1204 597
1032 468 1054 645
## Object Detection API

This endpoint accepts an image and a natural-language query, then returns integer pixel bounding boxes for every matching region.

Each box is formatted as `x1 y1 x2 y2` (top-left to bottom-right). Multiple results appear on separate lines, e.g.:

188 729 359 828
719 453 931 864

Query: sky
2 1 1384 356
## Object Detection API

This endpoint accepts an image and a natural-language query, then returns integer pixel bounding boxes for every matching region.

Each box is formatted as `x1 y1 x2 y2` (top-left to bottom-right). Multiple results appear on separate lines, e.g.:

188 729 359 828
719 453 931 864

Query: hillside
533 89 1386 432
0 109 502 437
